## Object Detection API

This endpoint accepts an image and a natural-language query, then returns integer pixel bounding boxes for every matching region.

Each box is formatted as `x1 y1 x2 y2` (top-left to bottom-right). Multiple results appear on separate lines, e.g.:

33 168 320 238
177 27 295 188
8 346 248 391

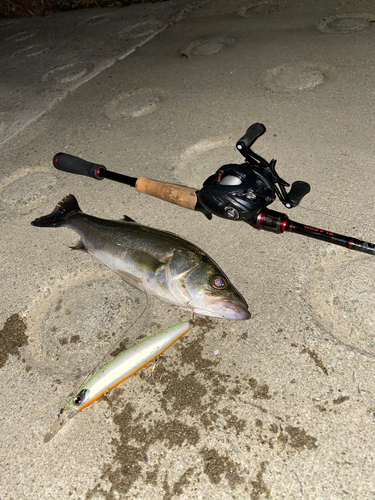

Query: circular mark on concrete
304 252 375 356
11 44 50 58
181 36 235 58
25 278 147 379
317 14 375 33
5 30 36 42
42 62 95 84
176 135 238 187
0 170 58 215
119 20 161 40
261 62 337 92
238 2 279 17
105 88 163 120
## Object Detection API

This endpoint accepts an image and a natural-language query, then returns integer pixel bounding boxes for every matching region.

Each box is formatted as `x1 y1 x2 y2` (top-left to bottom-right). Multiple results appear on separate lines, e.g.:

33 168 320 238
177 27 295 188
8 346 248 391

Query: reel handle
236 123 266 149
286 181 311 207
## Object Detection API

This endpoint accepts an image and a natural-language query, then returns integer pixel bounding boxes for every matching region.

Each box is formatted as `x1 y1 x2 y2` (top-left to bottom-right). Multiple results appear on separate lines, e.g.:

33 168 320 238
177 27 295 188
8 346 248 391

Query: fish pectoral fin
131 250 165 274
115 269 145 292
70 239 87 252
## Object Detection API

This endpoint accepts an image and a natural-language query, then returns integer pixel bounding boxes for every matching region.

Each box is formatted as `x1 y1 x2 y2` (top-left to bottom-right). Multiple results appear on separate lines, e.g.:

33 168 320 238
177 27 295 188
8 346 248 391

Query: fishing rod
52 123 375 255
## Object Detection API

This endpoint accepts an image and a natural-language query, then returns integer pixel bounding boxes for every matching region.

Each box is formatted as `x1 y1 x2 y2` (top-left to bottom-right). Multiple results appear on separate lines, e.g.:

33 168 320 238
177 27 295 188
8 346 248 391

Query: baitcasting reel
197 122 310 221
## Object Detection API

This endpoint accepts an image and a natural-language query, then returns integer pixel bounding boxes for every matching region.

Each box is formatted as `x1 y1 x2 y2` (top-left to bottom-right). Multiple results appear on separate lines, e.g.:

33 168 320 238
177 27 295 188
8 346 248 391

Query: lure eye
73 389 89 407
210 275 228 290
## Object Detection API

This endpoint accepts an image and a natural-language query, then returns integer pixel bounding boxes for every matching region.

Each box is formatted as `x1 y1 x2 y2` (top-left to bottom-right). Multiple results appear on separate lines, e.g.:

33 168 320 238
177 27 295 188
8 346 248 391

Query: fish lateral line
31 194 251 320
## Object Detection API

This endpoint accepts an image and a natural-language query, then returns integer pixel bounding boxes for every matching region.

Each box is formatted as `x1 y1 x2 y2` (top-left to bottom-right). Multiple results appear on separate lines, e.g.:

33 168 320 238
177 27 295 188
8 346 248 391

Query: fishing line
60 292 150 411
232 187 375 234
296 203 375 233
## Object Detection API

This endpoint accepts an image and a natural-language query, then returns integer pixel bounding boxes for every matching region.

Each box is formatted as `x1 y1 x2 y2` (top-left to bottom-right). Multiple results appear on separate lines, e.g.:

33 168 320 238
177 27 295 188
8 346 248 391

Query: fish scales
68 213 205 296
31 194 250 320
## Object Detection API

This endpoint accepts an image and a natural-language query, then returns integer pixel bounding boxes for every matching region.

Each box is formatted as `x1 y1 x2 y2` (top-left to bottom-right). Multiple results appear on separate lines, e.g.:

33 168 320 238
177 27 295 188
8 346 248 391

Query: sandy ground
1 0 375 498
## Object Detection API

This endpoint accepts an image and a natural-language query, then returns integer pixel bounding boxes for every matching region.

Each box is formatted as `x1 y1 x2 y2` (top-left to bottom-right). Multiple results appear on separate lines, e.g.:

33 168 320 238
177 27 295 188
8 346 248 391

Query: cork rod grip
135 177 198 210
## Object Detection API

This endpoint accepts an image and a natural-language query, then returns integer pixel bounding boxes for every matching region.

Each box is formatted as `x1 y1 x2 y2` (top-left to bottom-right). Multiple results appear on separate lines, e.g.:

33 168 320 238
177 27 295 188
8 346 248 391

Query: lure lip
43 407 78 443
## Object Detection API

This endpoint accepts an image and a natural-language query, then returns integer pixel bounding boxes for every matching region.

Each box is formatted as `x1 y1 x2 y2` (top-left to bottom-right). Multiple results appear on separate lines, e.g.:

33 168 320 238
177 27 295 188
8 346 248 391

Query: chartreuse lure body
44 321 192 442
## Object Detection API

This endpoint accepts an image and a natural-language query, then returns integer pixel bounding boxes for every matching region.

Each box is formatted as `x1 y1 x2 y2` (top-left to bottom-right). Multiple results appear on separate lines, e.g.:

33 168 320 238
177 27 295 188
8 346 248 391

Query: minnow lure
44 321 192 442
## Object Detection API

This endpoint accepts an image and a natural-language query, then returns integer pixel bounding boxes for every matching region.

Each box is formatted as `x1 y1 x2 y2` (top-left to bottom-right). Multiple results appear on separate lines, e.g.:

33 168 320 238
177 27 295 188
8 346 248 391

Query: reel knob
224 207 240 219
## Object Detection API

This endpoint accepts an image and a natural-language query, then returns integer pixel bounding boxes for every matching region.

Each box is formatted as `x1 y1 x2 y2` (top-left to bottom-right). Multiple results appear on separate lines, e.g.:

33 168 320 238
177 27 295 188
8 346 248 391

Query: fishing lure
44 321 192 442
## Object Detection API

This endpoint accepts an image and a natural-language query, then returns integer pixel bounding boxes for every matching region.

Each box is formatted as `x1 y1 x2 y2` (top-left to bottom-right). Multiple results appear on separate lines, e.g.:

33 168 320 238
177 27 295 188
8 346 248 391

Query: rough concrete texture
1 0 375 498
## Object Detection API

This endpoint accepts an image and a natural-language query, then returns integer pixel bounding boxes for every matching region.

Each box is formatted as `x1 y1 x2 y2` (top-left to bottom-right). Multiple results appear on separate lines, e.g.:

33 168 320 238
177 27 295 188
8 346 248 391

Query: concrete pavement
1 0 375 498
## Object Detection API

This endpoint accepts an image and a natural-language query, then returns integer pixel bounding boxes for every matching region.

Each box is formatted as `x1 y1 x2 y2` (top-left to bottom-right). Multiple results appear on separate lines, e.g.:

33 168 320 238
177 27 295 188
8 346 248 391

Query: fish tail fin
31 194 82 227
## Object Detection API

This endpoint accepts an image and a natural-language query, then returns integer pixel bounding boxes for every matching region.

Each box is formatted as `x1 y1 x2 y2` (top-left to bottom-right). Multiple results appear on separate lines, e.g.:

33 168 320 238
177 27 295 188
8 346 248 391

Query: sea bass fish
31 194 250 320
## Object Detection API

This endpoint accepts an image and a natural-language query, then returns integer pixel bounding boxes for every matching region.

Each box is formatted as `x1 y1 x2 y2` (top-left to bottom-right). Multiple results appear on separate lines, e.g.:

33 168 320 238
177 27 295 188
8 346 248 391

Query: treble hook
103 391 124 419
140 357 163 383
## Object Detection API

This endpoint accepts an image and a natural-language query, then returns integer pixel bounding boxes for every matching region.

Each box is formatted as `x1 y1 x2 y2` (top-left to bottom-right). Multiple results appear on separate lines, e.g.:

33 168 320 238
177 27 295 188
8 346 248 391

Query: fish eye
210 275 228 290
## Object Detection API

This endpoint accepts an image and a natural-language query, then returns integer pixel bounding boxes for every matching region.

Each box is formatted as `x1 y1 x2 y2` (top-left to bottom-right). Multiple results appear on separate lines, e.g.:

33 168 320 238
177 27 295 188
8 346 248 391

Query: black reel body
197 123 311 222
198 163 276 221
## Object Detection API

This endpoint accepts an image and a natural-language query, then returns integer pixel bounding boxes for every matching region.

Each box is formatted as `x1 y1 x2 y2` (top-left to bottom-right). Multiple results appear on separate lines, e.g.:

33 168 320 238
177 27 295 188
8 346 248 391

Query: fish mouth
193 299 251 320
222 299 251 320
